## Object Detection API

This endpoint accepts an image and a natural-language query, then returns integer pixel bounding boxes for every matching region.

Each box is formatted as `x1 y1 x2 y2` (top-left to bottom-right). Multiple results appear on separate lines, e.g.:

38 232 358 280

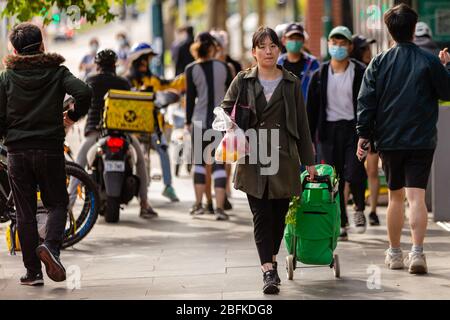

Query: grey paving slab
1 163 450 300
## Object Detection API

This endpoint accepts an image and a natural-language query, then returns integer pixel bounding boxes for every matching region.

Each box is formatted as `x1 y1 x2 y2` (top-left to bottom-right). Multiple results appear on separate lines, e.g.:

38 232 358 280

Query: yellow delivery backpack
103 90 155 133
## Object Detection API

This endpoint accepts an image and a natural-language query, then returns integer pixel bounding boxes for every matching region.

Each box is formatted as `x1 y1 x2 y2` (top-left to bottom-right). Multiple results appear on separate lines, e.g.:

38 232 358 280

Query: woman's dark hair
384 4 418 43
190 32 217 59
95 49 117 72
128 53 152 86
9 22 43 55
252 27 281 49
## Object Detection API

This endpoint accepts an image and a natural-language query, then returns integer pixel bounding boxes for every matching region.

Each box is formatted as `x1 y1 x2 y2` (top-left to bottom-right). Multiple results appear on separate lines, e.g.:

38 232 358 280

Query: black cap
283 23 305 38
352 35 376 49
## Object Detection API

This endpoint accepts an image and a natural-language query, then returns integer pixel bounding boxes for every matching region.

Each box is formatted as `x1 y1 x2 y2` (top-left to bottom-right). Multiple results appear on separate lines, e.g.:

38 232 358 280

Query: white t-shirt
326 61 355 122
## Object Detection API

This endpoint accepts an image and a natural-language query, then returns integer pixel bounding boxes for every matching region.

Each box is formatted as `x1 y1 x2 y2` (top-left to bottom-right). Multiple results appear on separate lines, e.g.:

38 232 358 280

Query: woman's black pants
246 187 290 265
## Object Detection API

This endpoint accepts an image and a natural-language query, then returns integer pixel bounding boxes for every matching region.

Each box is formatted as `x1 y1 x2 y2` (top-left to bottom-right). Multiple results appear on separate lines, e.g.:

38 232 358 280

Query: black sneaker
36 244 66 282
224 196 233 211
20 271 44 286
273 262 281 285
206 201 215 214
369 212 380 226
262 270 279 294
339 228 348 241
140 207 158 219
215 208 229 221
353 211 367 234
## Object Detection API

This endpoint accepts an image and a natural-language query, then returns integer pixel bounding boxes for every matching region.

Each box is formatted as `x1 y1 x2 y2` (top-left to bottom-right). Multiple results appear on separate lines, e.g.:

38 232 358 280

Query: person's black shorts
379 149 435 190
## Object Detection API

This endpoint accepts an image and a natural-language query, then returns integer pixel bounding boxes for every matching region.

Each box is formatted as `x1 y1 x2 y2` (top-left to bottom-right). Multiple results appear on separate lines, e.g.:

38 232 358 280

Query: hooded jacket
0 53 92 151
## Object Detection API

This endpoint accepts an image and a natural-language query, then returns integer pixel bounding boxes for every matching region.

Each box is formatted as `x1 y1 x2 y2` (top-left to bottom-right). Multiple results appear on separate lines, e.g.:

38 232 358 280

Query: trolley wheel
333 254 340 278
286 255 295 280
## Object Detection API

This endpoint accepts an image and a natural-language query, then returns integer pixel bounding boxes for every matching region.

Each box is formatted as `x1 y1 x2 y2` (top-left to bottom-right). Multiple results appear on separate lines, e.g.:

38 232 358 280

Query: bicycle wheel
62 163 100 248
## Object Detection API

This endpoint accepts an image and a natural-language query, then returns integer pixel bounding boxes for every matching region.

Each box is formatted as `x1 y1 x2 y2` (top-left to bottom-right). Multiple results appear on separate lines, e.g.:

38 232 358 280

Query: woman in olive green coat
220 27 317 294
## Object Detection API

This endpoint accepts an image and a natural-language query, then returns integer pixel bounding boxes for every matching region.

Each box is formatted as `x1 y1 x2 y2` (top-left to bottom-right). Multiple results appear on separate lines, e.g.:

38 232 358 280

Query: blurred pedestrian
307 26 368 241
127 42 185 203
79 38 99 80
414 22 440 57
357 4 450 274
185 32 233 221
220 27 316 294
210 29 240 212
70 49 158 219
278 23 319 103
116 32 131 76
351 35 380 226
172 25 195 76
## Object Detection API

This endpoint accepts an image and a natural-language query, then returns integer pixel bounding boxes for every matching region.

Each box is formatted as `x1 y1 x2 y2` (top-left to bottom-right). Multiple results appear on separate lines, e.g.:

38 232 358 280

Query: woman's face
252 36 280 69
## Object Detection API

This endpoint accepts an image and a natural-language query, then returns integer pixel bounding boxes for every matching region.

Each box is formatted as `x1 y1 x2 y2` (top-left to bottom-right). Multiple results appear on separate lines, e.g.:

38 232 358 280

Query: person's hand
63 111 75 129
439 48 450 65
357 138 371 162
184 123 192 134
306 165 318 181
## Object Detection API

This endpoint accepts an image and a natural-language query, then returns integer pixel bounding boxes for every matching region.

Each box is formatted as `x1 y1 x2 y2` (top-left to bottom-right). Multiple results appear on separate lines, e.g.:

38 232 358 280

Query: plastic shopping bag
212 108 248 163
212 107 234 131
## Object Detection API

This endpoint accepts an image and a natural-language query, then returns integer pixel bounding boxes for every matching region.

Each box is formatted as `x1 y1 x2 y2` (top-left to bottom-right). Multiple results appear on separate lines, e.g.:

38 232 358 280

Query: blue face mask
328 45 348 61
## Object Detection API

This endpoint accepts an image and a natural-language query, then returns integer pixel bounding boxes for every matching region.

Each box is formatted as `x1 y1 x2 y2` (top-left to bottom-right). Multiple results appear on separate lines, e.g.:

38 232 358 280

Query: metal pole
239 0 246 61
293 0 299 22
321 0 333 59
151 0 164 76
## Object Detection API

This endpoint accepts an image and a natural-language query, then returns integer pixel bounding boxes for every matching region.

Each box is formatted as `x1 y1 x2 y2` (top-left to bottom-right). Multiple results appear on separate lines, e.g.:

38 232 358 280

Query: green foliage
1 0 137 25
285 196 300 226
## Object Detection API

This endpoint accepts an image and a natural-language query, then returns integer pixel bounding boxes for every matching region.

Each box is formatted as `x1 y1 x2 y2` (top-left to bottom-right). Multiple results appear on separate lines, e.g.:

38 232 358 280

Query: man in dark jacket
307 26 368 241
0 23 92 286
172 25 195 76
72 49 158 219
357 4 450 275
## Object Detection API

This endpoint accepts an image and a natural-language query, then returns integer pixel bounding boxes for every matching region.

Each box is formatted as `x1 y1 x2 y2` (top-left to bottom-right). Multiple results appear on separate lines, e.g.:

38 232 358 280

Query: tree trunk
257 0 265 27
208 0 227 30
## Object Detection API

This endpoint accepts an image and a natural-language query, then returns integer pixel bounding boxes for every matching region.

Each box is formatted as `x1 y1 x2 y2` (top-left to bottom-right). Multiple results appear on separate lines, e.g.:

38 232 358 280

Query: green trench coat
220 65 315 200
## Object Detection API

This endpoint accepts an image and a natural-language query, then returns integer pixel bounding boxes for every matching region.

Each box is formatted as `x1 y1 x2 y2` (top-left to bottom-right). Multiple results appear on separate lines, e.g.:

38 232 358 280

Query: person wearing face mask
116 32 131 76
277 23 319 102
79 38 99 80
307 26 368 241
127 43 185 203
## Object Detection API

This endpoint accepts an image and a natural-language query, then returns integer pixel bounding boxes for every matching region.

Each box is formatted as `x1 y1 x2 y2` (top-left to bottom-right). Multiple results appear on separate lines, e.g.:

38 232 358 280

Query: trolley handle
302 174 333 192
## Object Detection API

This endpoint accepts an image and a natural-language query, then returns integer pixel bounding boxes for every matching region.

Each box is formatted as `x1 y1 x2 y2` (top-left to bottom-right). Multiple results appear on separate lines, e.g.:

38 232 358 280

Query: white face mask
90 44 99 53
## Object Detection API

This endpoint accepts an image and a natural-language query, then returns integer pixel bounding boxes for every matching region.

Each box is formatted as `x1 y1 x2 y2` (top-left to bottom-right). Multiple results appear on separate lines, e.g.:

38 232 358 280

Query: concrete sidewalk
1 171 450 300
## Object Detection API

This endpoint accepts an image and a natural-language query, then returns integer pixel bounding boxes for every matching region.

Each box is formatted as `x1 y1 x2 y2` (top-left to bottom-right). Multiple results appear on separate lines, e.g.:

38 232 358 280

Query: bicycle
0 144 100 252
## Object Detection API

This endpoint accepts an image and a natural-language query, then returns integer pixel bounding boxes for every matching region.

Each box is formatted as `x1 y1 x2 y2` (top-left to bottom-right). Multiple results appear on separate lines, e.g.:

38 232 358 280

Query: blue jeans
151 133 172 187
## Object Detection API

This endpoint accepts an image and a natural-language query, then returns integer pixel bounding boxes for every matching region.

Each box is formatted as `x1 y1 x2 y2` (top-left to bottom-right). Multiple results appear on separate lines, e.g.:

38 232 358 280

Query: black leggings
247 186 290 265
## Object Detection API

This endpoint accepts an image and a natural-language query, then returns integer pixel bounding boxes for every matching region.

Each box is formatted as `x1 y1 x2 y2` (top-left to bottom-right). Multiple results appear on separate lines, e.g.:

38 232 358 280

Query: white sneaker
404 252 428 274
385 249 404 270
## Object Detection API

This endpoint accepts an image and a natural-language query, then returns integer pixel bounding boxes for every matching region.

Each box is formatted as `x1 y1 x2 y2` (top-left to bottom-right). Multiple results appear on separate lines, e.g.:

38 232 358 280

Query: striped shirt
185 59 233 128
